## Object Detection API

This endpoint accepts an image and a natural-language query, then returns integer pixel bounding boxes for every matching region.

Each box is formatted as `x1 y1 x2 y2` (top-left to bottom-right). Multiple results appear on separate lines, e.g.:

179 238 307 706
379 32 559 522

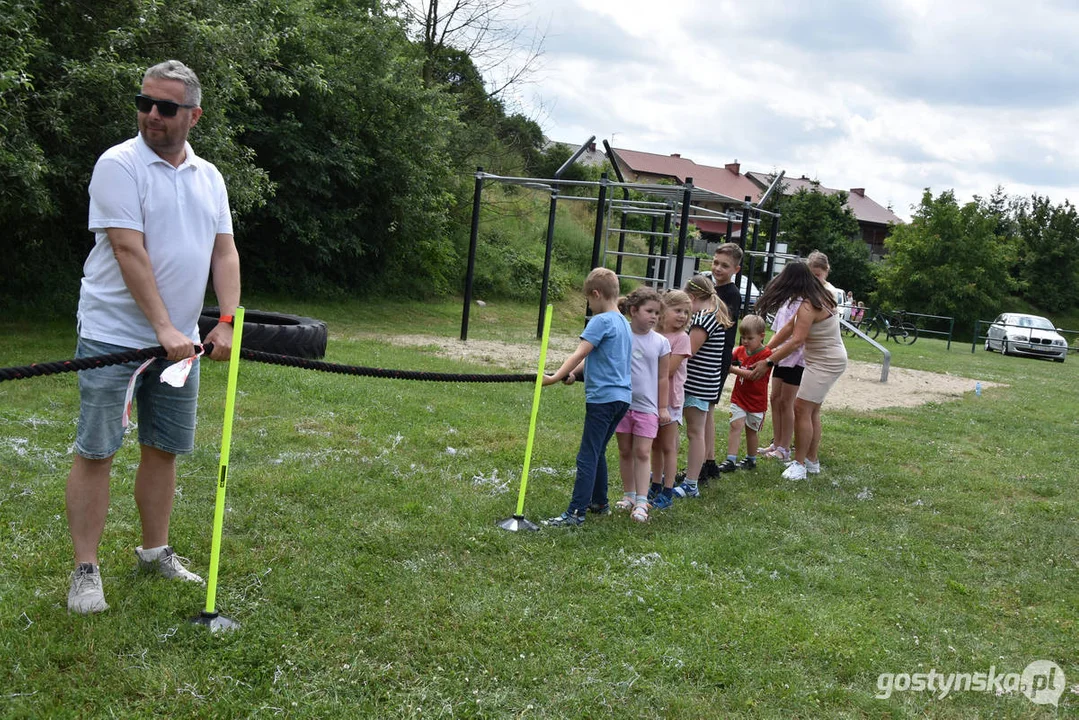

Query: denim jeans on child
569 400 630 514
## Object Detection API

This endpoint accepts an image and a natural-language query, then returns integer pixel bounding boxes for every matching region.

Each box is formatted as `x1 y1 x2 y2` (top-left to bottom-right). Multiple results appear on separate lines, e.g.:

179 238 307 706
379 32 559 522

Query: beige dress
797 310 848 404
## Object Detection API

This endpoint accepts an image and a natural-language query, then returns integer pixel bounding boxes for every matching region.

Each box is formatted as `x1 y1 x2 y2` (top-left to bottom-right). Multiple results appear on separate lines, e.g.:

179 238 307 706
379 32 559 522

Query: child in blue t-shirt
542 268 633 527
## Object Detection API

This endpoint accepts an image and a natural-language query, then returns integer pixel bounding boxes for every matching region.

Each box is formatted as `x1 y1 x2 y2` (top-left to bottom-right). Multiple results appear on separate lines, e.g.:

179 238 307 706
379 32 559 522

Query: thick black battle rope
238 347 536 383
0 346 168 382
0 344 537 384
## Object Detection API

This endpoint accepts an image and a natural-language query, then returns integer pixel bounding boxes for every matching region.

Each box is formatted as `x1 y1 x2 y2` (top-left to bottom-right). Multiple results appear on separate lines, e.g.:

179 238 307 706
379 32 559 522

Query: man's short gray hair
143 60 201 106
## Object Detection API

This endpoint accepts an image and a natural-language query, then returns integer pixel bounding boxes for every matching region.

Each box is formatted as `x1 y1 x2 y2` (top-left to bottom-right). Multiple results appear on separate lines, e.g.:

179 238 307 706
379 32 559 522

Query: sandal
614 496 635 511
631 504 649 523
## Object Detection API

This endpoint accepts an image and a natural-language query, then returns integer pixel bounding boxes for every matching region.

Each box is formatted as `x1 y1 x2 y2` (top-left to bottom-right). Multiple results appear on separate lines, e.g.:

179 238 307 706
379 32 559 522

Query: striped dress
683 304 726 403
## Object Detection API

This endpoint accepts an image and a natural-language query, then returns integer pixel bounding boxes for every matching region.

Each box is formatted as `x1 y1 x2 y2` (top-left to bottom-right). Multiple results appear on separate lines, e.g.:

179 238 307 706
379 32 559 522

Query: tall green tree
232 0 460 296
873 189 1017 330
775 187 873 296
0 0 467 307
1014 195 1079 312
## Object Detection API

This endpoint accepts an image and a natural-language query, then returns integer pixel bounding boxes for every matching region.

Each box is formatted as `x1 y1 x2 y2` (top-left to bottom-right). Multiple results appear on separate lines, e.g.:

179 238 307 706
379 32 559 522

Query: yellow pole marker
192 306 244 631
498 304 553 532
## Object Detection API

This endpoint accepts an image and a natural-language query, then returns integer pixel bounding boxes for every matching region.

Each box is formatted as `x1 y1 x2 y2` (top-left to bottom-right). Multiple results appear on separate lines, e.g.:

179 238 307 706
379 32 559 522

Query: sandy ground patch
383 334 1003 411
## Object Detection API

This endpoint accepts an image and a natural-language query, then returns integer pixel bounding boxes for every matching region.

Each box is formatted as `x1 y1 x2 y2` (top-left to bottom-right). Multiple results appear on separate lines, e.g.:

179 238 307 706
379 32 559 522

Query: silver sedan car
984 313 1068 362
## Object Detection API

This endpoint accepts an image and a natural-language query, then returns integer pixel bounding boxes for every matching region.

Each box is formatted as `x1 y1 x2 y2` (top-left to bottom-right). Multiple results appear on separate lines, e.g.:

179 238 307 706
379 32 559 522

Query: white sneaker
805 459 821 474
136 546 205 584
782 461 807 481
68 563 109 614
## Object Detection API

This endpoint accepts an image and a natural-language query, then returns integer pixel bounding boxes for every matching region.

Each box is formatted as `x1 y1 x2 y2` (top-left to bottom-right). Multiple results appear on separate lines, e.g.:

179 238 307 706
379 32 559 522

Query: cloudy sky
498 0 1079 220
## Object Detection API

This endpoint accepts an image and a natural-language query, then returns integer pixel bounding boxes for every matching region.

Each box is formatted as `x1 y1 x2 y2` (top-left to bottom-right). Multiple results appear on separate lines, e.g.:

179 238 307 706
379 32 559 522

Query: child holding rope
717 315 773 472
542 268 632 527
675 275 733 499
613 287 671 523
648 290 692 510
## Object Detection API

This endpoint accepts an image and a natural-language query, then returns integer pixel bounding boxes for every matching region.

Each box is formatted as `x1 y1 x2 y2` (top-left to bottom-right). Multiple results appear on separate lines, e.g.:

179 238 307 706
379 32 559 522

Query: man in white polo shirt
66 60 241 614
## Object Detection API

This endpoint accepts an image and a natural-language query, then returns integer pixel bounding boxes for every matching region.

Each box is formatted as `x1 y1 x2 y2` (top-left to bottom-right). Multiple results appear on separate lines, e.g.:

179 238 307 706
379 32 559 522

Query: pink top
771 298 806 368
663 330 692 413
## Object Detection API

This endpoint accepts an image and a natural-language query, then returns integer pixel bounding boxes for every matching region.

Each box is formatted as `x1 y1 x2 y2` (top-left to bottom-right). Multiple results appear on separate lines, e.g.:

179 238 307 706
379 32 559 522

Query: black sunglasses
134 94 196 118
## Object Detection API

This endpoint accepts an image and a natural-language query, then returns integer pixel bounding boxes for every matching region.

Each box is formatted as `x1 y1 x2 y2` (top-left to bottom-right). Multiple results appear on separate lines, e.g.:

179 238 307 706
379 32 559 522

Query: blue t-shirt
580 311 632 405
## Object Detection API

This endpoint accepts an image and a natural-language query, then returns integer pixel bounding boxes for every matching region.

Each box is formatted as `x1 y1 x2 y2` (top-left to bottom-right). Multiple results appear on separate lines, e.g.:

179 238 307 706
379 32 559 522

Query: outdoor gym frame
460 137 791 340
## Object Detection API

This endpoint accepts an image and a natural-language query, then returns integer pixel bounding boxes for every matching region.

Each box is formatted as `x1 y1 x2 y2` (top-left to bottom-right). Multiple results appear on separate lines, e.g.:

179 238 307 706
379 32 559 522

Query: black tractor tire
199 307 328 359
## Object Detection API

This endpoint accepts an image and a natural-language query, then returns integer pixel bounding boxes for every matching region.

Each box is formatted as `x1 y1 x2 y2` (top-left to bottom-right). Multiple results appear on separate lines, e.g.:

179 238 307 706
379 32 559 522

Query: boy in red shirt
717 315 773 472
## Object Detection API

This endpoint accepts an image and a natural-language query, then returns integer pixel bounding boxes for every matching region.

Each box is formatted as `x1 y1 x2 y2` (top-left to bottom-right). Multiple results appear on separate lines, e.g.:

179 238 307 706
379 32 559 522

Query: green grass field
1 297 1075 718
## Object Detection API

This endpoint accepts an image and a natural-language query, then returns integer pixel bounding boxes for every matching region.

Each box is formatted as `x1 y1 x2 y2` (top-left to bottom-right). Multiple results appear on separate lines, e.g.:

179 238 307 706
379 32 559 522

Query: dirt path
381 334 1002 411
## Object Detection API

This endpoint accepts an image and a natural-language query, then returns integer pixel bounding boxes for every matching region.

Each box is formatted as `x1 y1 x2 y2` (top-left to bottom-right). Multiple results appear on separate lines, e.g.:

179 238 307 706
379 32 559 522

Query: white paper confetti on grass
629 552 663 568
856 487 874 501
471 470 509 495
445 447 457 455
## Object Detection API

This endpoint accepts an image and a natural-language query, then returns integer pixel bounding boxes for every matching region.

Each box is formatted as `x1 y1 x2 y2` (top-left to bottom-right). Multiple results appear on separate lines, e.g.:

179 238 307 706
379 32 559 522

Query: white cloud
507 0 1079 219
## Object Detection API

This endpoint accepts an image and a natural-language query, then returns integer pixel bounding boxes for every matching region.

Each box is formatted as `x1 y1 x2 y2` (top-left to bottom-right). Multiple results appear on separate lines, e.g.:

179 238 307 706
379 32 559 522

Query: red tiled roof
746 172 902 226
611 148 762 204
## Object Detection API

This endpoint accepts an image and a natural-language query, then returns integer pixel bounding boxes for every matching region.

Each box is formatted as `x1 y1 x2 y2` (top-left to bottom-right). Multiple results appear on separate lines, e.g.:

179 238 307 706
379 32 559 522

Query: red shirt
730 345 772 412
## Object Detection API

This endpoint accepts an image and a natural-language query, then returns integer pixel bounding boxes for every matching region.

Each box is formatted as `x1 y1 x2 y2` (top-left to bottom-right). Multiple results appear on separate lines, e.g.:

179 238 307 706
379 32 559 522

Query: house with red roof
605 146 902 259
608 148 763 241
745 172 902 260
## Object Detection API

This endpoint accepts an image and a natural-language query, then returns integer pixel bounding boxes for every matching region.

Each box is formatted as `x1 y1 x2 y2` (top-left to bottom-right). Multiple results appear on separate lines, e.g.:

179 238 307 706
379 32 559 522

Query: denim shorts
683 394 712 413
74 337 200 459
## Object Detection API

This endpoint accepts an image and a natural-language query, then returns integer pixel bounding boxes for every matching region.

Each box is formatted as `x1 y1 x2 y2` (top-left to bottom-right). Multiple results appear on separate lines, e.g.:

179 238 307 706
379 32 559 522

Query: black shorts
772 364 804 386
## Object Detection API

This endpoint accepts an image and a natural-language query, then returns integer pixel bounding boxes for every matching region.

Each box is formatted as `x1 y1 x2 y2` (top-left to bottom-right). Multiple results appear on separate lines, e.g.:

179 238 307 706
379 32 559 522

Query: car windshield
1011 315 1054 330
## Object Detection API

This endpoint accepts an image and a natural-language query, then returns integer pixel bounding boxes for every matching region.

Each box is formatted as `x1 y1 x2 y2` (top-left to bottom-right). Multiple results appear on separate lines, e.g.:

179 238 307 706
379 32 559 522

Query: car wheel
1002 340 1011 356
984 338 992 352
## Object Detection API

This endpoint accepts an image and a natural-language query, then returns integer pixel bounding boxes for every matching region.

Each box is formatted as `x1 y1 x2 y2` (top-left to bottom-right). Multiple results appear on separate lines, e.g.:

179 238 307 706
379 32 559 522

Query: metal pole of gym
755 171 786 284
461 167 484 341
601 141 633 278
672 178 694 288
660 202 674 287
734 195 752 309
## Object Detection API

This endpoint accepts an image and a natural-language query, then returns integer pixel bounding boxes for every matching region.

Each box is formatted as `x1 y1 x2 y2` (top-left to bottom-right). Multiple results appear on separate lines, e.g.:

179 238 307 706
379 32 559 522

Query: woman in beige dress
750 259 847 480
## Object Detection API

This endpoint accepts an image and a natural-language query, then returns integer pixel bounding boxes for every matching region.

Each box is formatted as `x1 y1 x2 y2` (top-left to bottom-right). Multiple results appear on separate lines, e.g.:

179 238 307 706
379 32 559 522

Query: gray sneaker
68 563 109 614
136 546 205 584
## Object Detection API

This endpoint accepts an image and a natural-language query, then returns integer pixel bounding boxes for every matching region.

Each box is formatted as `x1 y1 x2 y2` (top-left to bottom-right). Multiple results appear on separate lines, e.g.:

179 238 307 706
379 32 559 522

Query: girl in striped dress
674 275 733 498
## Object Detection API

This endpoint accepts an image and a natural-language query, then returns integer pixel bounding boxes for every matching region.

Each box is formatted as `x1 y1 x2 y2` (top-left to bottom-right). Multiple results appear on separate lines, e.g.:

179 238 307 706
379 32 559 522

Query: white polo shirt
78 133 233 348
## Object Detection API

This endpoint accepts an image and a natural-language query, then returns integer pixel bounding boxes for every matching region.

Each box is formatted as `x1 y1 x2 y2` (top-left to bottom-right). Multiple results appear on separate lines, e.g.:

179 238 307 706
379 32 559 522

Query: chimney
850 188 865 197
670 153 681 158
725 161 740 175
588 142 596 153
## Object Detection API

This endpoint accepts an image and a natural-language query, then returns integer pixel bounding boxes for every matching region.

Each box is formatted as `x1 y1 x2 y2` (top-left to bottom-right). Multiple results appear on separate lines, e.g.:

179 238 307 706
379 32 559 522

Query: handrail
840 317 891 382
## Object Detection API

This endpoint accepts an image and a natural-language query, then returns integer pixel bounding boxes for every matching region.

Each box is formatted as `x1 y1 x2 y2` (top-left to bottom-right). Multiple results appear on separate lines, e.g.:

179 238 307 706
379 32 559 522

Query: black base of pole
497 514 539 532
189 611 239 632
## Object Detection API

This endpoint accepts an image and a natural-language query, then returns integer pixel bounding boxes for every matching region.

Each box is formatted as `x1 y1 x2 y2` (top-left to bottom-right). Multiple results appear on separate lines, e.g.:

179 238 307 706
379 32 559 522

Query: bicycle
864 310 918 345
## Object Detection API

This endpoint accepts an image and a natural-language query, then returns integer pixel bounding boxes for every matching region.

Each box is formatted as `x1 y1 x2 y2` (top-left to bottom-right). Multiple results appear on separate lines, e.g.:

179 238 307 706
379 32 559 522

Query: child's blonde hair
583 267 620 300
807 250 830 273
683 273 715 301
660 290 693 332
617 286 661 316
739 314 766 337
683 274 733 328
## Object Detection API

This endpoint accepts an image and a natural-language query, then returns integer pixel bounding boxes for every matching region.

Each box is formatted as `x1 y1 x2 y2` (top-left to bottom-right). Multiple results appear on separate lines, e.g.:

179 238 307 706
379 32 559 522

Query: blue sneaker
672 481 699 498
543 511 584 528
650 492 674 510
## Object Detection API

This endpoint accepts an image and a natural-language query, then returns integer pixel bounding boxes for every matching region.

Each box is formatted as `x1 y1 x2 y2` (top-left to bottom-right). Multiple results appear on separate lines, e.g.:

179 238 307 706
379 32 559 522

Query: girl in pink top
649 290 693 510
761 297 805 461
